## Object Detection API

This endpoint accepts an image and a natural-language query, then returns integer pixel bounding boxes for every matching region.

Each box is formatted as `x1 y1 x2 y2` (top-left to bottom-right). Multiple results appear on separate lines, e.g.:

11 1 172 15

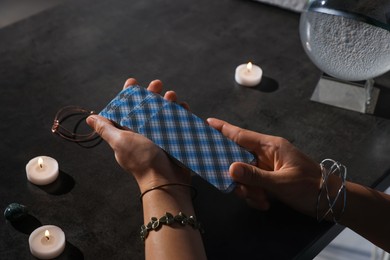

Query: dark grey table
1 0 390 259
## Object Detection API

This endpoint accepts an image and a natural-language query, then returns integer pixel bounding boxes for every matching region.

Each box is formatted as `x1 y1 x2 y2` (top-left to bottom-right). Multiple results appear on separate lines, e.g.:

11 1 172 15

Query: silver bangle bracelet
317 159 347 223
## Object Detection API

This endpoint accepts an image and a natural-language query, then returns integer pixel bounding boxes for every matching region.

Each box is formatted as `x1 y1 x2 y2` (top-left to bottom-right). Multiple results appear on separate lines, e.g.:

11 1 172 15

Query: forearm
339 181 390 251
141 183 206 260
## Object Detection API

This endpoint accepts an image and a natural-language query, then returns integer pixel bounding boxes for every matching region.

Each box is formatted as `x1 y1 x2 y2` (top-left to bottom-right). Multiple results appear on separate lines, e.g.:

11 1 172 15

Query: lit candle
29 225 66 259
26 156 59 185
235 62 263 87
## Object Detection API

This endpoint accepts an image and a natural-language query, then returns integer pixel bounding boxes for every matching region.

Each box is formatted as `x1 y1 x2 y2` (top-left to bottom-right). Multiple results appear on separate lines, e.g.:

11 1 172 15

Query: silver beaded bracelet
140 212 204 241
317 159 347 223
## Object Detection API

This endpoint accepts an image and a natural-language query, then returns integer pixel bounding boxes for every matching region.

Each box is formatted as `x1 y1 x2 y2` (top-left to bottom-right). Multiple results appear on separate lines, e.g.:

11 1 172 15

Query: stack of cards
99 85 256 192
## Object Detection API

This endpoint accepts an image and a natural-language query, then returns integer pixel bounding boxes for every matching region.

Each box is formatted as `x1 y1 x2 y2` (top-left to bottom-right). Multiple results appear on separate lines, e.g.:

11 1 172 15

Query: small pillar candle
29 225 66 259
26 156 59 185
235 62 263 87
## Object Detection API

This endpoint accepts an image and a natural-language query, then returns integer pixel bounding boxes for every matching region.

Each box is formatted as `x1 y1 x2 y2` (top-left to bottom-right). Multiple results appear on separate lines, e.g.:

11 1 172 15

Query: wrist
141 185 195 222
140 183 196 202
318 175 345 222
136 165 191 193
317 159 347 223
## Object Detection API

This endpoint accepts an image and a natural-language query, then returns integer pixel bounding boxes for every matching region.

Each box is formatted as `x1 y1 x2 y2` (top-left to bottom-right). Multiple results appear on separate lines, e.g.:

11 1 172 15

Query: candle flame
38 157 44 168
246 62 253 72
45 230 50 240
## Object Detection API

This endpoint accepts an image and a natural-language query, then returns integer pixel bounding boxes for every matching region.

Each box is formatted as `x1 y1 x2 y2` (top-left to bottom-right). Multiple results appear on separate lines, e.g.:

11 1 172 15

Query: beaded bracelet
139 183 197 203
316 159 347 223
140 212 204 241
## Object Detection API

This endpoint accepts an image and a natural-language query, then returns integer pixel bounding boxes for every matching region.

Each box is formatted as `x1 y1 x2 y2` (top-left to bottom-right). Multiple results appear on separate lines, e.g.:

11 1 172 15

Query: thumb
229 162 274 189
86 115 121 147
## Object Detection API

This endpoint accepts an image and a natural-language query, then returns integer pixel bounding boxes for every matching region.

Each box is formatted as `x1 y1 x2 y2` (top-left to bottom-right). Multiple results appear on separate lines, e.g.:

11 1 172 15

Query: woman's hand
207 118 323 218
86 78 190 192
87 78 206 259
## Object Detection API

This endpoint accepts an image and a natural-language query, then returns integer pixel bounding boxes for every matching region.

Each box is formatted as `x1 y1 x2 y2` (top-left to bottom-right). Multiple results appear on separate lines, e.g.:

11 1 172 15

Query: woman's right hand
207 118 328 218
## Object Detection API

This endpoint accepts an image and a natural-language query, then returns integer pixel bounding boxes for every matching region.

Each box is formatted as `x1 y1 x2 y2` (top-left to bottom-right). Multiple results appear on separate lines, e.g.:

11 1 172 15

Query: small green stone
159 215 167 223
146 222 153 229
141 224 147 232
4 203 28 221
166 213 174 224
187 217 196 226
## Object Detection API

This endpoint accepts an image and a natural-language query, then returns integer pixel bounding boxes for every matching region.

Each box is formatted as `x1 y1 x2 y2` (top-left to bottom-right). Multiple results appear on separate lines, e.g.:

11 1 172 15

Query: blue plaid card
99 85 255 192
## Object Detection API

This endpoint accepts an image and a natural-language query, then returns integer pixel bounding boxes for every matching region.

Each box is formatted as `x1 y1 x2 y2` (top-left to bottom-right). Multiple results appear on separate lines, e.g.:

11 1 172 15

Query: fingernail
234 166 243 177
86 115 97 125
230 164 243 178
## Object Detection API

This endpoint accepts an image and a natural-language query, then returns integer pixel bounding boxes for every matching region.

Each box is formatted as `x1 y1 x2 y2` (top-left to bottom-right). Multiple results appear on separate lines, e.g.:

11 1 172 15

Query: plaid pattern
99 85 255 192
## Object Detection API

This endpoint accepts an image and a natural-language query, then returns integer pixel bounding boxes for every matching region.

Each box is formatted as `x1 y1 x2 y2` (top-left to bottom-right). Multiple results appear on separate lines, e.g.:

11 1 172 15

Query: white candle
235 62 263 87
29 225 66 259
26 156 59 185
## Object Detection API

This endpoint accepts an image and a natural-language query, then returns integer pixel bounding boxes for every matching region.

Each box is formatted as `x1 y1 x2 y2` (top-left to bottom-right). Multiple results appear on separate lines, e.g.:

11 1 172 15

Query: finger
179 101 190 111
123 78 138 89
234 183 247 199
86 115 123 150
245 197 270 211
163 91 191 110
230 162 275 189
234 184 270 210
245 185 269 207
147 79 163 94
164 90 177 102
206 118 268 151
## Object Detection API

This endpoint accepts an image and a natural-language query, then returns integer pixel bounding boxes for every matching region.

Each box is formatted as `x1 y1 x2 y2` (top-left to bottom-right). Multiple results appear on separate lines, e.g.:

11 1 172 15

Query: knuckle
247 166 260 183
275 136 290 145
94 121 105 136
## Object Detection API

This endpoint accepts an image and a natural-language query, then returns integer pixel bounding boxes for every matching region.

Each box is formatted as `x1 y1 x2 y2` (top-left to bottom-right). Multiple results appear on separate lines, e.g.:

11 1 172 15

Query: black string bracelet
139 183 197 203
